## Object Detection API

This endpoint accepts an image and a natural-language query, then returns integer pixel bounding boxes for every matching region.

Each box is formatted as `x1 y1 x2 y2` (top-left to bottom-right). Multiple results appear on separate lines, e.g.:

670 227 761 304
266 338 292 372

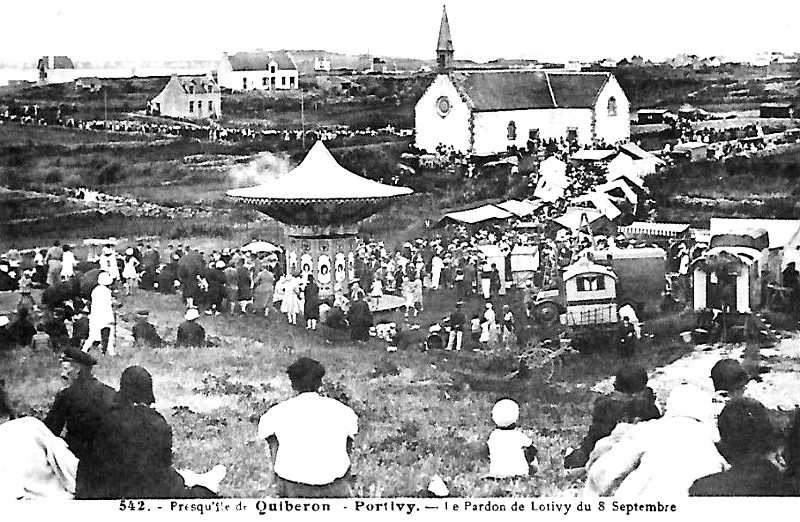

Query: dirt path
592 333 800 411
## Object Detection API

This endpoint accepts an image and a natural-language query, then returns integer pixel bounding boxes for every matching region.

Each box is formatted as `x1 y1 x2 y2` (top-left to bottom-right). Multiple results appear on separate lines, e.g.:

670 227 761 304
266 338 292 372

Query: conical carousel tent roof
227 141 413 202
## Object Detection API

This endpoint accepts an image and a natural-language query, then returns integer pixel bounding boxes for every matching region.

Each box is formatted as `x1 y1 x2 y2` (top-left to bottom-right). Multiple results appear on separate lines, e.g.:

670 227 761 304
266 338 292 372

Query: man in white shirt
258 357 358 498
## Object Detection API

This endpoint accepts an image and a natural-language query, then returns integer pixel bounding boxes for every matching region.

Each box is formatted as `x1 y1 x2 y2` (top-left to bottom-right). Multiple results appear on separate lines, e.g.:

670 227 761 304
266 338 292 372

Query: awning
571 149 617 162
495 199 543 217
570 192 622 221
440 204 513 225
619 221 691 238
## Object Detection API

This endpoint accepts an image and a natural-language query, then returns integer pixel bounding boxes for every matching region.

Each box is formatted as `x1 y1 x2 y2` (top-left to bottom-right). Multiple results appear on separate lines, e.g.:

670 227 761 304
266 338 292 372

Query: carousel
227 141 413 298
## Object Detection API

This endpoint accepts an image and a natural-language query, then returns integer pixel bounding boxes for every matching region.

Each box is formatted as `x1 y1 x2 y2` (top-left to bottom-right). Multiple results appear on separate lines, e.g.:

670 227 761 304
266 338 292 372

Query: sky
2 0 799 64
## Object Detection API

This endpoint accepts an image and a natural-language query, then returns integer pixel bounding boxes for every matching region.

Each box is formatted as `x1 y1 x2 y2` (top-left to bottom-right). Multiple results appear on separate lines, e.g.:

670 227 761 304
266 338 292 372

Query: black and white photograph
1 0 800 517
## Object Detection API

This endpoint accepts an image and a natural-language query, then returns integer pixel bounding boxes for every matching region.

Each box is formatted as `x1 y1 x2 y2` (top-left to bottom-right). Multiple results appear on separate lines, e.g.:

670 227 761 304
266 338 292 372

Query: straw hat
97 272 113 286
185 308 200 321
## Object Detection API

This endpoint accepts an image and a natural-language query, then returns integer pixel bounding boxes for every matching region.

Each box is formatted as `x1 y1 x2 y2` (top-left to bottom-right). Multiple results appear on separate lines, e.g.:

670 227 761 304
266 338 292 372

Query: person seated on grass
583 384 727 497
132 309 164 349
258 357 358 498
486 399 538 478
31 322 53 352
690 398 790 496
77 366 225 499
0 379 79 500
564 365 662 469
7 307 36 348
176 307 205 347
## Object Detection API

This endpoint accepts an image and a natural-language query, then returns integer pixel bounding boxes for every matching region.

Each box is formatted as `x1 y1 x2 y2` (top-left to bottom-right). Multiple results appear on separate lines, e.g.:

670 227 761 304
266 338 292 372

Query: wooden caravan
562 259 619 327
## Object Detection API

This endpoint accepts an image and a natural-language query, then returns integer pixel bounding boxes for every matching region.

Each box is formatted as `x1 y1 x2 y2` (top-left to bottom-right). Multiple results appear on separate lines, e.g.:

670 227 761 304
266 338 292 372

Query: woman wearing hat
78 366 225 499
176 308 205 347
83 272 116 356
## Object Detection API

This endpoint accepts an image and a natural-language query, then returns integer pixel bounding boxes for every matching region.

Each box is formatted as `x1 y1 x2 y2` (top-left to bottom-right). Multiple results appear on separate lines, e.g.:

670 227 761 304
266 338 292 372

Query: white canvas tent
619 142 664 177
595 179 639 206
534 156 569 203
495 199 542 218
570 192 622 221
571 149 616 162
477 243 508 295
510 245 539 286
440 205 513 225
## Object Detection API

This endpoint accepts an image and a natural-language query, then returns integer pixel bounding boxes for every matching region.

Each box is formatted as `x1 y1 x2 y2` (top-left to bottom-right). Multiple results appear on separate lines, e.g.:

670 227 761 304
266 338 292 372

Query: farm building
760 103 794 119
414 8 630 156
217 50 298 91
75 77 103 92
637 109 669 125
148 74 221 120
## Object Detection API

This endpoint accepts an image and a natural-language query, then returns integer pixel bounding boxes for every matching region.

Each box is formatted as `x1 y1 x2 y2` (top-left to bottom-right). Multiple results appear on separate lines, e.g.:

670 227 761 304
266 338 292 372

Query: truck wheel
535 302 560 325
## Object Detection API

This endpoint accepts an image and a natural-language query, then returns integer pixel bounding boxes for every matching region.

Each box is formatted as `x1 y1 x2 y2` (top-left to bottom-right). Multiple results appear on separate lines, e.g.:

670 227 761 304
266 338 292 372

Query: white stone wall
592 75 631 145
414 74 472 153
472 109 593 156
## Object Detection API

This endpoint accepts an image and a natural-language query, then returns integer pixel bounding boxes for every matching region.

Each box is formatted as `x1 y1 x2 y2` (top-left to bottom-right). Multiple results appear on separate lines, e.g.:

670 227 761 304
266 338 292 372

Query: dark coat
176 320 205 347
71 316 90 347
132 320 163 349
347 299 372 341
689 457 792 497
158 262 179 295
237 266 253 301
44 372 116 495
304 281 320 320
565 388 661 469
77 398 190 499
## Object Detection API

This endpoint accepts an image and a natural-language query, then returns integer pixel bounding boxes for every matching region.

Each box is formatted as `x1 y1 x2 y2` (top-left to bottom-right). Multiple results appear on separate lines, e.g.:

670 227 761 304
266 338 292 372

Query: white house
217 51 298 91
314 56 331 72
37 55 77 84
148 74 221 120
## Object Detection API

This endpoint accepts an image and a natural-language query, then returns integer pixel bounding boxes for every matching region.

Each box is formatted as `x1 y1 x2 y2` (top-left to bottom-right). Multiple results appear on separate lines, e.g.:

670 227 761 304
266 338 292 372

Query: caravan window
576 275 605 292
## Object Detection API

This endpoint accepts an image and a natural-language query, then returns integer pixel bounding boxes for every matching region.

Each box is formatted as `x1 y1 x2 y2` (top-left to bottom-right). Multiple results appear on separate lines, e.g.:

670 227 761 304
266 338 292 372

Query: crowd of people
3 343 800 499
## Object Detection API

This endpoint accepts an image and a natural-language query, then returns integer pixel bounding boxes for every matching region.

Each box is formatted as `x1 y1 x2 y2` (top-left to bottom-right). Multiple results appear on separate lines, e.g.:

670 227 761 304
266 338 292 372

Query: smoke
228 151 293 187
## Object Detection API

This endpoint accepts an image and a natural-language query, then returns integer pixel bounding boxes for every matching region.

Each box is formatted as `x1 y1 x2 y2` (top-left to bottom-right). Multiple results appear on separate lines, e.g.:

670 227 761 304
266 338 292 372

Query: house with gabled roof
217 50 298 91
414 7 630 156
37 55 77 84
148 74 221 120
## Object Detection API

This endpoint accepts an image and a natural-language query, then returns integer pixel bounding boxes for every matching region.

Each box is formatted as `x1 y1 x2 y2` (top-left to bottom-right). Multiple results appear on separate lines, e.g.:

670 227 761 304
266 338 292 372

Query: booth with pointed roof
228 141 413 296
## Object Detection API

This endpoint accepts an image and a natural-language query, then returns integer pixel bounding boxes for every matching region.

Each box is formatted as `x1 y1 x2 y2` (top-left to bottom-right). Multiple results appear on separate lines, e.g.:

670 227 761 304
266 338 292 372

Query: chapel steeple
436 5 454 73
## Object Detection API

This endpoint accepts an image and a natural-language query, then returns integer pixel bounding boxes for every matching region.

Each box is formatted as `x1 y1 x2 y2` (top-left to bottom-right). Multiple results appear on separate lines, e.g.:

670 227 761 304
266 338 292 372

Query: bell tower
436 5 454 73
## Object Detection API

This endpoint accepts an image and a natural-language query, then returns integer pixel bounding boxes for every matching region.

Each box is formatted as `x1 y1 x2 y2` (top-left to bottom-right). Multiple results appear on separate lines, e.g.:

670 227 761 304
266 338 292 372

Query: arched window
507 120 517 141
607 97 617 117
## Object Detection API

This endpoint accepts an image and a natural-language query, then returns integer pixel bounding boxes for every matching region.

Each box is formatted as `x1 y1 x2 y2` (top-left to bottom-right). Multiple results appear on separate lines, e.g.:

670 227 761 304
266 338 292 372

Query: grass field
0 283 697 498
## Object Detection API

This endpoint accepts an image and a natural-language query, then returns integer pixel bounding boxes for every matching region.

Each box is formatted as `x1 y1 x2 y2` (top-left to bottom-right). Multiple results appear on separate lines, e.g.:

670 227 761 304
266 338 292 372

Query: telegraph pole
301 88 305 151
